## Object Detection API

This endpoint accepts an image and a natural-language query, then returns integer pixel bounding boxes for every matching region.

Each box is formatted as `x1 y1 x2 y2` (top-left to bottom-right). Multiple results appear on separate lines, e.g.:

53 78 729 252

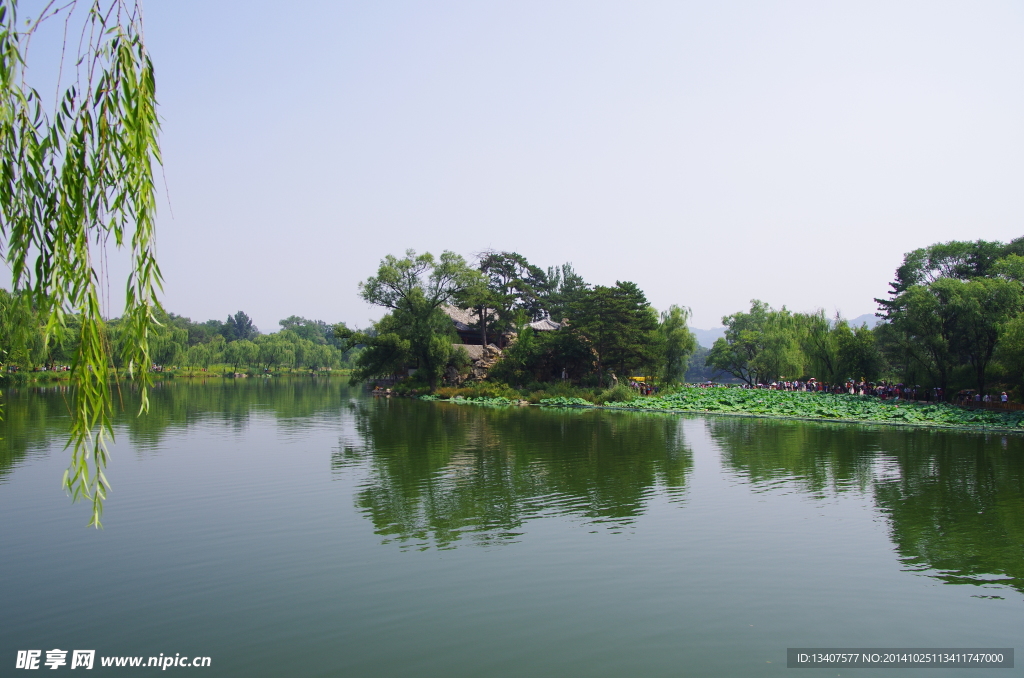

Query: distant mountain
689 326 726 349
849 313 880 329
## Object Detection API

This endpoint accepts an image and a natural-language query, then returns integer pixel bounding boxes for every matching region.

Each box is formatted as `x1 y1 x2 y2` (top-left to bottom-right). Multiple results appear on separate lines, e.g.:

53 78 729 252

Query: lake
1 378 1022 676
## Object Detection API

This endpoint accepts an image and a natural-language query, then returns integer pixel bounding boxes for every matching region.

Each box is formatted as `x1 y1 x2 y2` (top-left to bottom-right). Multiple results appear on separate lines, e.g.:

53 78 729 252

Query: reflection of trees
873 433 1024 594
0 377 353 474
712 417 1024 595
711 418 881 496
113 377 353 448
10 380 1022 594
0 386 73 482
336 401 692 548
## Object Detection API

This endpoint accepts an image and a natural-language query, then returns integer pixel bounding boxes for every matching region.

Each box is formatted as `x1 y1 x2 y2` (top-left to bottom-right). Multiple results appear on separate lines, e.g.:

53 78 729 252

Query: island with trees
334 239 1024 432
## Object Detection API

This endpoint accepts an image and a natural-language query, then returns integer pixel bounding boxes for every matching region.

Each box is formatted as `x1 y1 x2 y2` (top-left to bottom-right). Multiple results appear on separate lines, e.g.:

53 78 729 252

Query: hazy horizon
20 1 1024 332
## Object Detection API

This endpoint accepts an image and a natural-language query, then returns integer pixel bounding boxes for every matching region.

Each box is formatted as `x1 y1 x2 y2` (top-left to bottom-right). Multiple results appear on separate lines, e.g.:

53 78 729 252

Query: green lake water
1 378 1022 676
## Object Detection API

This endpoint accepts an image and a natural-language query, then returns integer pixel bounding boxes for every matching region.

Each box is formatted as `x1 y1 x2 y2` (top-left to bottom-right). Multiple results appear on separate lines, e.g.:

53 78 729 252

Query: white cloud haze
25 0 1024 331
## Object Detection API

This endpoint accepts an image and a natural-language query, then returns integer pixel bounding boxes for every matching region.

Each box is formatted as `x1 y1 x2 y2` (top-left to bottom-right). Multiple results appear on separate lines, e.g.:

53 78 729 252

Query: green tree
356 250 482 391
543 262 589 323
490 325 537 387
344 314 413 381
279 316 331 345
575 281 660 384
837 321 882 382
478 251 549 326
880 281 960 393
796 311 839 382
878 238 1024 394
255 334 294 371
659 305 697 383
0 288 43 368
684 345 718 383
224 339 258 372
224 311 258 342
877 239 1013 303
304 344 338 371
708 300 803 385
880 277 1021 394
948 278 1022 393
1 0 162 525
797 311 883 384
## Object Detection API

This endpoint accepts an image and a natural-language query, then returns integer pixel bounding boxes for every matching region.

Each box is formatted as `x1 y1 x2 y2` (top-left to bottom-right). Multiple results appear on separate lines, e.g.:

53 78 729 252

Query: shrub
538 396 593 407
594 384 637 405
431 381 521 400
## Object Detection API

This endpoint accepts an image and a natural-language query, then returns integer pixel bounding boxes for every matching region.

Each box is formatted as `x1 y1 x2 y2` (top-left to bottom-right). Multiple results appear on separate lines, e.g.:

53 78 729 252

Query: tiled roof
445 305 560 334
443 305 503 333
443 305 477 326
528 317 561 331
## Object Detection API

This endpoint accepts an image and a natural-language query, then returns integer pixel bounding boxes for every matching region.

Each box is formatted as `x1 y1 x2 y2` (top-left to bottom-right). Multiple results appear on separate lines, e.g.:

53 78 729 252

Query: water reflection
711 417 881 496
711 418 1024 594
4 380 1024 595
0 386 72 482
334 399 693 548
873 433 1024 593
0 377 352 477
114 378 353 447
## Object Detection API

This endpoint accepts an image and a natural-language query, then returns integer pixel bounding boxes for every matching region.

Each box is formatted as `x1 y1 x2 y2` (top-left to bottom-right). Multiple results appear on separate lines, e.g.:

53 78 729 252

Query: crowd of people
748 379 932 400
953 389 1010 404
629 380 660 396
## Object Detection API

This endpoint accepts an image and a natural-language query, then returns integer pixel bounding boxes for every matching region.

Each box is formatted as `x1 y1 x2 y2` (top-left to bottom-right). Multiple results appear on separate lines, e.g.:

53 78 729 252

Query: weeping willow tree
0 0 161 526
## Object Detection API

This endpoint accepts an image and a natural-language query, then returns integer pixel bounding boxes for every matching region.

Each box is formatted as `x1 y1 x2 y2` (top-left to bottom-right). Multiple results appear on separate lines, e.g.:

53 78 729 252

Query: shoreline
421 391 1024 435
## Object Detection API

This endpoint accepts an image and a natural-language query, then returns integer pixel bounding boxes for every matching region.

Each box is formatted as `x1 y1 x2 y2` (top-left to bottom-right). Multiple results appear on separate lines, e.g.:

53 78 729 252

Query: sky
20 0 1024 331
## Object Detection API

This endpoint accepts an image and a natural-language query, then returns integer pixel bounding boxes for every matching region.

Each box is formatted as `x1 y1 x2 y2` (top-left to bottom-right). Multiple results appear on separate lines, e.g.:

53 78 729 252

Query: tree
255 335 294 371
224 339 258 372
878 239 1010 304
356 250 482 391
796 311 882 384
659 305 697 383
836 321 882 382
478 250 548 324
796 310 841 383
224 311 258 342
684 345 718 383
543 262 589 323
344 314 413 381
948 278 1022 394
994 315 1024 393
0 288 43 368
1 0 161 525
880 282 959 393
279 316 331 345
877 238 1024 394
184 343 210 370
707 300 803 385
880 274 1021 394
575 281 660 384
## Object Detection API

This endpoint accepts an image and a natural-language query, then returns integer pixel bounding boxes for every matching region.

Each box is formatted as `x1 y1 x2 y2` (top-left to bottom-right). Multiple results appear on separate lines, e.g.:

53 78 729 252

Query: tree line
349 238 1024 400
0 300 356 375
707 238 1024 397
7 237 1022 399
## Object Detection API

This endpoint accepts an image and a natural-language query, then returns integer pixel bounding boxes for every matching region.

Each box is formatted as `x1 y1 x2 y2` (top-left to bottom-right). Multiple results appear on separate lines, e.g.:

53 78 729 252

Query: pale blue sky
23 1 1024 330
